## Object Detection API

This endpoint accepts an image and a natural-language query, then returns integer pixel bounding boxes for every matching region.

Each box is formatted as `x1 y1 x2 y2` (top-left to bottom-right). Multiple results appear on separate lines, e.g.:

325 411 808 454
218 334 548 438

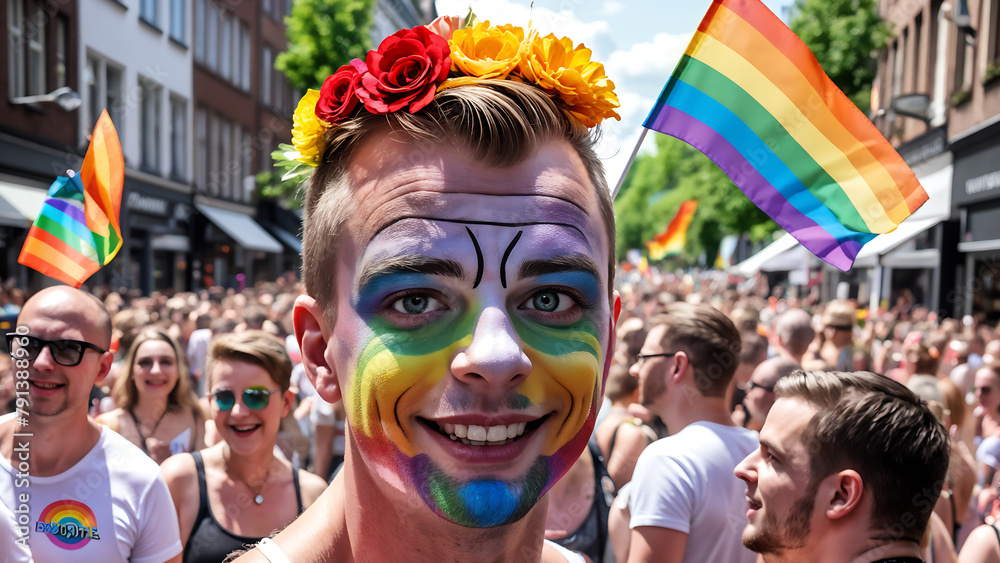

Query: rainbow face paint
325 137 614 528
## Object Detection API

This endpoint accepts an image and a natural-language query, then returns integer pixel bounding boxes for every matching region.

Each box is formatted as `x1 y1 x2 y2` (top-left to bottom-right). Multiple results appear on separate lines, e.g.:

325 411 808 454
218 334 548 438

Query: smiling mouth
421 417 546 446
747 496 762 510
31 381 63 390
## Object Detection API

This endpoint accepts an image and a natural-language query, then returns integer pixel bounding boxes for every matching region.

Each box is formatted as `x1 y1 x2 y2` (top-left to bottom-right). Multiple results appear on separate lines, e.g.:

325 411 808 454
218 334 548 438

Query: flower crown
276 15 620 182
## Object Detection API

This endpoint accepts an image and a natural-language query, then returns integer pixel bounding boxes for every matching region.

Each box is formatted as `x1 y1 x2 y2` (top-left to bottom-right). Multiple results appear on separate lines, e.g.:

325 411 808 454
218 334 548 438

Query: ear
293 294 341 405
94 351 114 386
279 389 294 418
822 469 864 521
672 350 689 384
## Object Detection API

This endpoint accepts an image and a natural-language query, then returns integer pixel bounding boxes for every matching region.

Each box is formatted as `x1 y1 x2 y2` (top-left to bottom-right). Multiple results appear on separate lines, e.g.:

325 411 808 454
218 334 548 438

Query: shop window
140 78 163 174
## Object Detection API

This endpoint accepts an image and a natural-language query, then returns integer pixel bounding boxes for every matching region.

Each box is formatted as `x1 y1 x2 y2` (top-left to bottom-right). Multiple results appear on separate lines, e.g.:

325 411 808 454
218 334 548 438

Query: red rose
356 26 451 114
315 60 365 125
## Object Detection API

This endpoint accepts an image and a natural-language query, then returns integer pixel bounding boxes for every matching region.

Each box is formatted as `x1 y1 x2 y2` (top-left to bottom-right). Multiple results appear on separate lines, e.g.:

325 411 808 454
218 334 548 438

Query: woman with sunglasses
160 330 326 563
96 328 205 464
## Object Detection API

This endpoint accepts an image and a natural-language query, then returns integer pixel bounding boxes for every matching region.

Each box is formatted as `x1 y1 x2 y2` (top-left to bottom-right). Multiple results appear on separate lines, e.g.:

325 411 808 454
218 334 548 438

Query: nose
734 448 759 484
451 306 531 389
32 345 57 372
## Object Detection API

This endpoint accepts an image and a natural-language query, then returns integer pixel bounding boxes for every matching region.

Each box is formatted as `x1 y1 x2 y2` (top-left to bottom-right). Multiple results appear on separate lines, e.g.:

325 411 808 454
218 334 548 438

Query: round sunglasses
211 386 273 411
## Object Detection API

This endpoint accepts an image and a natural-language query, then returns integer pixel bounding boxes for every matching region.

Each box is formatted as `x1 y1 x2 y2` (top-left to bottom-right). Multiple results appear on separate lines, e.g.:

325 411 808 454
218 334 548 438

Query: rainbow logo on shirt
35 500 101 549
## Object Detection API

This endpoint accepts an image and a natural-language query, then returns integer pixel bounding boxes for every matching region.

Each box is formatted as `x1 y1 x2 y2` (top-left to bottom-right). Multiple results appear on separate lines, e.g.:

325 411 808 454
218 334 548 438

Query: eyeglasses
825 324 853 332
212 386 273 411
747 380 775 393
976 386 994 395
635 352 677 365
6 333 107 367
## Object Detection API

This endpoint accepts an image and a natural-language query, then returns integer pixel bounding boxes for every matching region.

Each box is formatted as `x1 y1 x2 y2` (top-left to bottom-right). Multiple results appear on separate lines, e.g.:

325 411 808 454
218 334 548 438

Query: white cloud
435 0 610 53
606 32 691 79
602 1 623 15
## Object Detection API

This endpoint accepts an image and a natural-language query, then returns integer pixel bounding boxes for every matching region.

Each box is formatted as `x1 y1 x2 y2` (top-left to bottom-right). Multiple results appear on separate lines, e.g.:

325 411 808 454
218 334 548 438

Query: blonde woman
97 328 205 463
160 331 326 563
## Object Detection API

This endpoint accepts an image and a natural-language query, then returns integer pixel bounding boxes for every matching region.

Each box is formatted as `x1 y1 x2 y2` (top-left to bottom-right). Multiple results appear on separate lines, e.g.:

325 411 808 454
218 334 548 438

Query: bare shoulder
160 451 197 486
959 524 1000 563
95 408 124 431
297 469 329 508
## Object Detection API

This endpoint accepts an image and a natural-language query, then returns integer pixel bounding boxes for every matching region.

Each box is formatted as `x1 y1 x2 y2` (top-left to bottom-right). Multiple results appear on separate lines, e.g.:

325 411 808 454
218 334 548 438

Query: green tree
789 0 892 111
614 135 774 265
261 0 375 209
277 0 375 92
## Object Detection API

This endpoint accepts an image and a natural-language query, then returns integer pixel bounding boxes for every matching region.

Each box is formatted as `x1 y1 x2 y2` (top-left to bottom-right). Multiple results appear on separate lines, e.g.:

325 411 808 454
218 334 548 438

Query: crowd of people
0 269 989 562
0 16 985 563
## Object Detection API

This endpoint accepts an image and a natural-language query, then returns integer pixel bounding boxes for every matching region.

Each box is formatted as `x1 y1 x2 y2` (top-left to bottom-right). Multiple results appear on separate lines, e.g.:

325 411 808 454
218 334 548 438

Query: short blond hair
205 331 292 392
302 79 615 319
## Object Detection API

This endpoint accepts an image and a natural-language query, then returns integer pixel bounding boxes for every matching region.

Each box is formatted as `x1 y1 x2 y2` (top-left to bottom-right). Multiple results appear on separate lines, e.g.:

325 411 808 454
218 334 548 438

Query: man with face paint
233 19 620 563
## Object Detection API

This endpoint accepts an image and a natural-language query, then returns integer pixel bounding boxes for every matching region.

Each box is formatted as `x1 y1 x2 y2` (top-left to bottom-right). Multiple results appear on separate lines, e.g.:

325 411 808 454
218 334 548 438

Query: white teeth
467 425 487 441
34 382 57 389
233 425 257 431
486 425 507 441
437 421 530 445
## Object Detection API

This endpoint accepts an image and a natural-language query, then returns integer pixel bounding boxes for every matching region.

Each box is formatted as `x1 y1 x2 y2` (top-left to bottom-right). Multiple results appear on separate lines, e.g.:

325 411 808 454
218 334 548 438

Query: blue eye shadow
530 271 602 305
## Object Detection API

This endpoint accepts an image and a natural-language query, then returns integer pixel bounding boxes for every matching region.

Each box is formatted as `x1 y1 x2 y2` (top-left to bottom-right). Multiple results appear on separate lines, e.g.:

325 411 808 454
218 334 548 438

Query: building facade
1 0 79 290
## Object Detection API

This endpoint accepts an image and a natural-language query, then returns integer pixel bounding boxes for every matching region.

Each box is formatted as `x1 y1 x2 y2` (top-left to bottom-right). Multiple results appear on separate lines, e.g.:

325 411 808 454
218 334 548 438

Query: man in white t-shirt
627 302 758 563
0 286 182 562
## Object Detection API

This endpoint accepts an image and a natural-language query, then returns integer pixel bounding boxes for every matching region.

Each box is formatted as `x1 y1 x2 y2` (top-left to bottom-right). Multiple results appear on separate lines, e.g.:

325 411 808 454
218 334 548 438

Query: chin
409 452 550 528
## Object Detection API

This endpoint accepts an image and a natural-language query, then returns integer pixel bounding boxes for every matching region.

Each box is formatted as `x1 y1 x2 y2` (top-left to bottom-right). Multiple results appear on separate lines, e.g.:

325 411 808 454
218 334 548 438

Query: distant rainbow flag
644 0 927 271
646 200 698 260
18 110 124 287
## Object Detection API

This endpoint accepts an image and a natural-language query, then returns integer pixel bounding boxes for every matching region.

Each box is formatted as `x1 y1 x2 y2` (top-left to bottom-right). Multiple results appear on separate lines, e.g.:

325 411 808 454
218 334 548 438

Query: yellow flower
291 89 327 167
449 21 525 80
518 32 621 127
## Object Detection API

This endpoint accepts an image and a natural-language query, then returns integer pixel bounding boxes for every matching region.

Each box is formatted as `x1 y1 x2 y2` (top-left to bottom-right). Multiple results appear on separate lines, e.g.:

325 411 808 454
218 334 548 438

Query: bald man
0 287 182 563
742 357 800 431
772 309 815 365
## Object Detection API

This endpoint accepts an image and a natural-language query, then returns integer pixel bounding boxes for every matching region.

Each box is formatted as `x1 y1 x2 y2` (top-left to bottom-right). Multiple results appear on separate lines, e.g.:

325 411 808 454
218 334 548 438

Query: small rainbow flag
644 0 926 271
646 200 698 260
18 110 124 287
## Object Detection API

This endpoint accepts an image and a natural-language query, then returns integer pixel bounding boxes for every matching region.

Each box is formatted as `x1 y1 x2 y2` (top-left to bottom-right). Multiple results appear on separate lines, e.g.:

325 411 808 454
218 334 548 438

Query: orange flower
449 21 525 80
518 32 621 127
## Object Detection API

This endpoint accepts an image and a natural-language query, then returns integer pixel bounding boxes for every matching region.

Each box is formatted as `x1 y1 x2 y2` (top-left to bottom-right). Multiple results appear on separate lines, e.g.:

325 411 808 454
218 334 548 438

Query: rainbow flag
18 110 124 287
644 0 926 271
646 200 698 260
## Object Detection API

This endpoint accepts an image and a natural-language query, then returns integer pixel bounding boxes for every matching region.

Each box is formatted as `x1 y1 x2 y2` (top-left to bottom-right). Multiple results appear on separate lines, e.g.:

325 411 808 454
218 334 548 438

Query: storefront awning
0 180 48 227
852 216 943 268
730 234 810 277
196 204 282 253
263 223 302 253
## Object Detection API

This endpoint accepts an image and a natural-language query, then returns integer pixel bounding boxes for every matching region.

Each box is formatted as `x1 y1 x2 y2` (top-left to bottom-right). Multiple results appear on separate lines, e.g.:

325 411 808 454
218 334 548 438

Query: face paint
345 257 604 527
327 136 614 529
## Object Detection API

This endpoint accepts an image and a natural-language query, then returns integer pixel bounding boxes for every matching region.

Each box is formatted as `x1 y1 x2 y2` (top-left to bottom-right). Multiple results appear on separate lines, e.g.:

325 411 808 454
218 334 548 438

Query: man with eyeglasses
626 302 758 563
0 286 182 562
738 357 800 432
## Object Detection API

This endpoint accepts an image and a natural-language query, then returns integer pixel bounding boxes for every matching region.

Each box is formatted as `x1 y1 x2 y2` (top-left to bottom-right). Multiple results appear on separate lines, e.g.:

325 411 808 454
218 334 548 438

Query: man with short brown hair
735 370 949 562
626 302 758 563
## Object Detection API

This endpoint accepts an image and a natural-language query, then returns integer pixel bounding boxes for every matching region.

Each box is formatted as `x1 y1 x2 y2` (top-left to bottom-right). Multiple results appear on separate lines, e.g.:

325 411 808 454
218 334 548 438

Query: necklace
129 408 166 456
224 456 271 505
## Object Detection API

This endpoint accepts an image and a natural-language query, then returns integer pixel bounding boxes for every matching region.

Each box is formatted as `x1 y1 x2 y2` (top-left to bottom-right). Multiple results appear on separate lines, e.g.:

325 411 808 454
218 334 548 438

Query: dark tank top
551 442 614 563
182 451 304 563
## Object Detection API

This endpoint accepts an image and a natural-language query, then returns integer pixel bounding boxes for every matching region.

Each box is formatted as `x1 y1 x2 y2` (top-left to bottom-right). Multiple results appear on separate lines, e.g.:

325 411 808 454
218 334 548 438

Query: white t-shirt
629 421 758 563
0 414 182 563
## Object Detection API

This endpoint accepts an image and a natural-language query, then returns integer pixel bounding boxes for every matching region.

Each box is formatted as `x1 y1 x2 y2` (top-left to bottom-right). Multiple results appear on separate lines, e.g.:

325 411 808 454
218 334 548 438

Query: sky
434 0 793 192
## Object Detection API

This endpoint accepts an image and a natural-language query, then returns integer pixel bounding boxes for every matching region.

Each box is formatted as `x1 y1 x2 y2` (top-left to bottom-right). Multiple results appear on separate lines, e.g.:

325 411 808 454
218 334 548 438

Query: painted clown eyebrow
357 255 465 289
